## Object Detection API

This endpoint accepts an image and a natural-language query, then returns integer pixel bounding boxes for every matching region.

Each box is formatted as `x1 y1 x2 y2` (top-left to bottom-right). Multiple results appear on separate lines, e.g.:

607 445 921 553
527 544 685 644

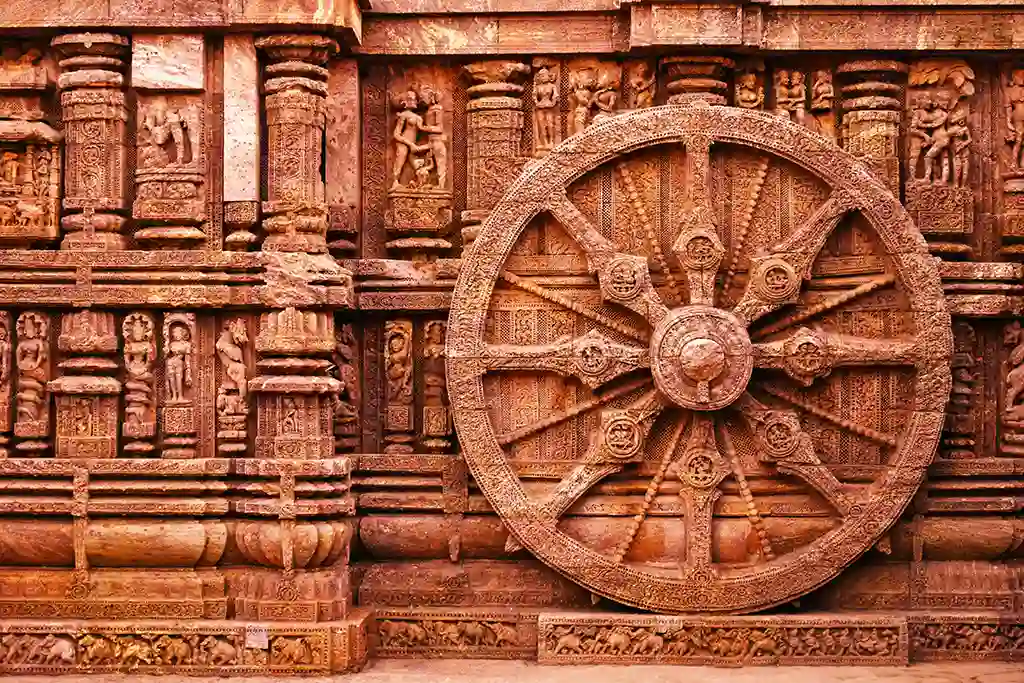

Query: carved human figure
1006 69 1024 169
423 321 446 406
591 82 618 125
391 89 427 190
948 107 972 186
735 72 764 109
570 72 596 136
534 66 559 152
282 396 299 434
333 325 359 423
164 322 193 404
15 312 47 422
411 152 434 189
628 62 655 109
0 322 10 390
1003 321 1024 421
216 318 248 403
386 325 413 404
1 151 18 185
788 70 807 126
774 69 792 118
922 96 954 183
123 313 155 426
418 84 448 189
139 101 191 169
811 70 834 111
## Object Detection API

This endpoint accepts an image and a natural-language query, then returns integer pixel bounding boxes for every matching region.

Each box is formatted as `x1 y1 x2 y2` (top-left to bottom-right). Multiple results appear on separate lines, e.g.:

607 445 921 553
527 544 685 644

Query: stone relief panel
1 6 1024 673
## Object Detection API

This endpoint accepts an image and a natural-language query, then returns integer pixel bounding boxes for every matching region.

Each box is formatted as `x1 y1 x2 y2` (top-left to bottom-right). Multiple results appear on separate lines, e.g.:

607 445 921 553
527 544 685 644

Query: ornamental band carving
0 1 1022 675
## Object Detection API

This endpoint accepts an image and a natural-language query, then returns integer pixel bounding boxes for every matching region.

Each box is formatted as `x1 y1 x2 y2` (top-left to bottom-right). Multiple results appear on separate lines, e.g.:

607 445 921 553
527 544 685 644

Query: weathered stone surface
131 34 205 91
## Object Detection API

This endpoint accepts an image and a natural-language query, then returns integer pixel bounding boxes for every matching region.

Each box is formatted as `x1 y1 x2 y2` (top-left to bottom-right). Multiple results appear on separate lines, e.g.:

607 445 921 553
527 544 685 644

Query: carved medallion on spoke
448 105 951 613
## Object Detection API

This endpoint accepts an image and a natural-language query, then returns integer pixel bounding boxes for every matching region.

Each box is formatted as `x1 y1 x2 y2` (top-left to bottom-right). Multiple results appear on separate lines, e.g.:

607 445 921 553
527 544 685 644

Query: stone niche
0 0 1022 676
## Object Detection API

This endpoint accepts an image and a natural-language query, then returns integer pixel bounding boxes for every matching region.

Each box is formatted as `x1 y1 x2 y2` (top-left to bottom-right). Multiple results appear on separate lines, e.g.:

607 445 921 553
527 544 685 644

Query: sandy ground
2 659 1024 683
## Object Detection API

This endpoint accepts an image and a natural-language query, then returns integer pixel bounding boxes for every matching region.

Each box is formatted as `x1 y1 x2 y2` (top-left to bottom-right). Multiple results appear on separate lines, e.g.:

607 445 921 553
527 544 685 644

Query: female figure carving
164 322 193 405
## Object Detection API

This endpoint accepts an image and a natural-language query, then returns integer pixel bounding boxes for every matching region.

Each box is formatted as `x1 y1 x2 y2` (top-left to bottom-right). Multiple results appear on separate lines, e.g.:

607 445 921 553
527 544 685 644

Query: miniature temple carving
0 43 61 248
50 311 120 459
837 60 907 192
0 2 1022 675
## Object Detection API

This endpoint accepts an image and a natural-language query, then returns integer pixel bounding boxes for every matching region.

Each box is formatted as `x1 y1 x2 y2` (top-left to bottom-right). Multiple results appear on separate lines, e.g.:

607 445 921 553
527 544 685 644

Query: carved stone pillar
660 56 734 106
241 307 349 621
49 311 120 459
51 33 129 250
1001 63 1024 257
460 60 530 248
14 311 51 455
837 60 907 194
255 35 338 254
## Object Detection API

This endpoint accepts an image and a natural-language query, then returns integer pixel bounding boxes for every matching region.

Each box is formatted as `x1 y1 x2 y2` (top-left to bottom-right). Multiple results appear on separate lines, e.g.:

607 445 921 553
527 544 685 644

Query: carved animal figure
200 636 236 665
488 623 518 647
631 631 664 655
155 635 191 665
36 635 75 665
551 627 581 655
457 621 487 646
120 637 155 667
80 635 119 665
272 637 311 664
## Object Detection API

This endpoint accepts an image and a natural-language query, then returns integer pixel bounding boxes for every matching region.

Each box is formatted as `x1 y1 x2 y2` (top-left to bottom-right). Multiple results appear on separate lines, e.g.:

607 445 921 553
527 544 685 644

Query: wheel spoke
609 415 688 563
740 401 853 516
616 161 683 304
754 327 918 386
499 271 649 343
672 135 722 306
483 330 649 389
497 377 651 447
505 389 667 553
547 192 670 326
732 190 859 326
751 274 896 341
721 156 770 300
676 413 729 577
718 422 775 561
759 385 898 447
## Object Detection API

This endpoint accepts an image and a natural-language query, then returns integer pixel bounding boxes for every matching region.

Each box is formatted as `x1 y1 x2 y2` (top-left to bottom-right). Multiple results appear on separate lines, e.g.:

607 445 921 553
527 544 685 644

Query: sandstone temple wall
0 0 1019 673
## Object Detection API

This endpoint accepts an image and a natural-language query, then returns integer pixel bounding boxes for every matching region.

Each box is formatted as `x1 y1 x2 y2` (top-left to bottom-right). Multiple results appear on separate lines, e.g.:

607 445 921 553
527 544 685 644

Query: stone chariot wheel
447 104 951 614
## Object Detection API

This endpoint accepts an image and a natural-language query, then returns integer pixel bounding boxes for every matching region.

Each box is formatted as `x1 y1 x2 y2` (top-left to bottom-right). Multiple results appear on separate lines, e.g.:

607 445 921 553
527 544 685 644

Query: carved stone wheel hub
651 306 752 411
447 104 952 614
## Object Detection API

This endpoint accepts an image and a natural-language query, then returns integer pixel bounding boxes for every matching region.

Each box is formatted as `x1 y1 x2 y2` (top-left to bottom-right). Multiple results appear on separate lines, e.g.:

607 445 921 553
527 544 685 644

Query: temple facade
0 0 1020 673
